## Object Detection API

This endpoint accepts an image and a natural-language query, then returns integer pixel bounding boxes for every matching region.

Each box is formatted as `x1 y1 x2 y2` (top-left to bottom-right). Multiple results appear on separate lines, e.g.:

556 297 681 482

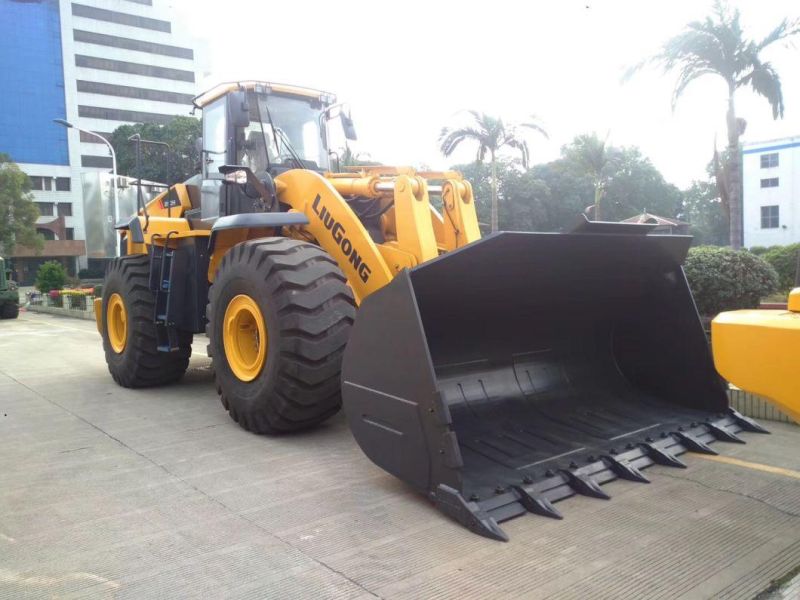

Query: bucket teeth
560 469 611 499
729 409 771 434
512 486 563 520
602 455 650 483
705 422 746 444
640 442 687 468
434 484 509 542
672 431 718 455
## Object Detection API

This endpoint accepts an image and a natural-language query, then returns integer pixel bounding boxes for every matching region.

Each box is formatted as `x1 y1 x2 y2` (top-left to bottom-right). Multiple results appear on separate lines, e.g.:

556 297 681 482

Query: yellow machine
713 289 800 424
96 81 768 540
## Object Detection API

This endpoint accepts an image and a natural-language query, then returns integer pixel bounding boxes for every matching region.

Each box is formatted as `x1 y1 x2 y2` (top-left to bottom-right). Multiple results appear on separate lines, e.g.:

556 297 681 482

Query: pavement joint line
693 453 800 480
1 366 384 600
657 470 800 519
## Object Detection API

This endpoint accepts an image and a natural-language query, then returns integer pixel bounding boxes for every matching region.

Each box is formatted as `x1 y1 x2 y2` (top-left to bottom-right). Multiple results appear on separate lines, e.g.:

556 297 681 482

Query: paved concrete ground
2 312 800 600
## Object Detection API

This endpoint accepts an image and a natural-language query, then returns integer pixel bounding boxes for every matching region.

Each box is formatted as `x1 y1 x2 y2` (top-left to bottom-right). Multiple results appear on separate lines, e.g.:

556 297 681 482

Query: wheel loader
0 258 20 320
96 81 768 541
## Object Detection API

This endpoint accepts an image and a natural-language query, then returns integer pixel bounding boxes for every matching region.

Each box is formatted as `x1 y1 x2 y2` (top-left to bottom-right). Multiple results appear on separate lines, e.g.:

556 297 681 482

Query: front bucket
342 227 767 541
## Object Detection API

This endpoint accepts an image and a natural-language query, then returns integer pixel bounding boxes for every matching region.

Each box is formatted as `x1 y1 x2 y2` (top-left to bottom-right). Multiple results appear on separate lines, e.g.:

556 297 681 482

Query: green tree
0 153 43 255
629 1 799 248
110 116 201 184
454 160 550 232
602 147 683 221
439 111 548 232
35 260 67 293
451 136 682 233
562 133 614 220
681 179 729 246
532 138 682 226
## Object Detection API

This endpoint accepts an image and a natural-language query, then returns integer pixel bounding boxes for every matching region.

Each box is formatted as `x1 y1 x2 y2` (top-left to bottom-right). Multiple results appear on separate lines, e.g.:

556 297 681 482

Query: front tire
208 238 355 433
102 255 192 387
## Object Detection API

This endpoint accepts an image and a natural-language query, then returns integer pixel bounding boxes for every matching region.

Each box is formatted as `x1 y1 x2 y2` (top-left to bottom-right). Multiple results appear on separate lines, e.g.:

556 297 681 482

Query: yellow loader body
713 289 800 424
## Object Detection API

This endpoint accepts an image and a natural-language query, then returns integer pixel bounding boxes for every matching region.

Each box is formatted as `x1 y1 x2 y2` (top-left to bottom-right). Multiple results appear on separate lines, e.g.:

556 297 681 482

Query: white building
742 134 800 249
0 0 206 284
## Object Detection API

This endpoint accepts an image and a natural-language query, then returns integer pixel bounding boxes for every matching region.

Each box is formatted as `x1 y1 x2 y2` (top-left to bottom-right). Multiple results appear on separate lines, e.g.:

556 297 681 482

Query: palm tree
564 133 614 221
439 111 548 232
629 1 799 248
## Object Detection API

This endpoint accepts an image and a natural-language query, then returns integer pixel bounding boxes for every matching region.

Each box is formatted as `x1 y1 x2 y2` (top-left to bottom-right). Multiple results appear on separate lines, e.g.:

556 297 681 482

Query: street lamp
53 119 120 238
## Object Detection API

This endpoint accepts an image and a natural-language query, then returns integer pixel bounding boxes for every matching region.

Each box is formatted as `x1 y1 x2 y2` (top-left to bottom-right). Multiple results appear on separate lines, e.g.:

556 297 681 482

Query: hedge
684 246 779 316
762 243 800 292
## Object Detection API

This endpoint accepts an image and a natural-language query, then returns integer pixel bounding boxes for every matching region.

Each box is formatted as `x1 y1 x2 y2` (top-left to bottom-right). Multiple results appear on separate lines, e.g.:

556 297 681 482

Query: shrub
684 246 779 316
762 243 800 292
35 261 67 293
747 246 772 256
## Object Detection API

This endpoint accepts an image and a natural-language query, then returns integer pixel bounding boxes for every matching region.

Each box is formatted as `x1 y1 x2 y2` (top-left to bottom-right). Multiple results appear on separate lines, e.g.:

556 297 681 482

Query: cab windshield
237 92 329 173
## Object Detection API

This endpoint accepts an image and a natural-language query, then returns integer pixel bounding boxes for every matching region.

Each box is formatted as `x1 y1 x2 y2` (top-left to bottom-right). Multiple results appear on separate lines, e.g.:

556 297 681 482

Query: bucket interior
409 232 728 499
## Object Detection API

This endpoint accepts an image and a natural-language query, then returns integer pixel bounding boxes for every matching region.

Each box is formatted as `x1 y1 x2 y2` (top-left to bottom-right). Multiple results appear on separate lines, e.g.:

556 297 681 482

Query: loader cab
194 82 340 220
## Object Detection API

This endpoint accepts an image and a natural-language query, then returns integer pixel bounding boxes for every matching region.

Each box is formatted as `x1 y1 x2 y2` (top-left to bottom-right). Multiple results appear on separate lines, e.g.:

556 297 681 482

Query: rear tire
0 302 18 319
208 238 355 433
102 255 192 387
0 302 19 319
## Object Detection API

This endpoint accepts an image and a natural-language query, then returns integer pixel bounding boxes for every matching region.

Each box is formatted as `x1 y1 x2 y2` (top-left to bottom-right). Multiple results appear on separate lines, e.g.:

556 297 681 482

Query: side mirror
341 110 357 141
194 136 203 154
227 91 250 128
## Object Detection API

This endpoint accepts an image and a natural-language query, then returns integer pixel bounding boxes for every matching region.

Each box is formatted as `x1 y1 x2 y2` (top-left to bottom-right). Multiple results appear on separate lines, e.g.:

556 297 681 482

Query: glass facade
0 0 68 165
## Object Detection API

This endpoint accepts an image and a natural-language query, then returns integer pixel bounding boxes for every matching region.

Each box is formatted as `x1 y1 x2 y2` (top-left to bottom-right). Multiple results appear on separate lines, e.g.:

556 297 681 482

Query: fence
26 290 97 321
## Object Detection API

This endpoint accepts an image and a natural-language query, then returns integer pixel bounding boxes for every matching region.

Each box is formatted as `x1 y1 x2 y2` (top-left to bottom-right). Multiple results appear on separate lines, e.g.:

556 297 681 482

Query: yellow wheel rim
223 294 267 382
107 293 128 354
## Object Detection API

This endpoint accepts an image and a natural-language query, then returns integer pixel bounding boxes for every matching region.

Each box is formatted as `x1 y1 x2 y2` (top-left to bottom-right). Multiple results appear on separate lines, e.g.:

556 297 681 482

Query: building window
36 202 54 216
760 177 779 188
71 4 171 33
76 80 194 105
29 176 53 191
73 30 192 59
81 155 114 168
74 56 194 82
760 153 779 168
36 228 56 241
65 228 75 240
57 203 73 217
55 177 71 191
761 205 780 229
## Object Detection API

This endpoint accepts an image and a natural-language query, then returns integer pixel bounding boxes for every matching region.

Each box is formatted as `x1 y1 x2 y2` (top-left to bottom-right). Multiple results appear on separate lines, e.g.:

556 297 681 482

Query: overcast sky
170 0 800 188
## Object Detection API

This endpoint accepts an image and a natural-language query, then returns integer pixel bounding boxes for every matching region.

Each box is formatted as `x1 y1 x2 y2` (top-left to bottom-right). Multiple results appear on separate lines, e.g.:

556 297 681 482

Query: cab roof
193 81 336 109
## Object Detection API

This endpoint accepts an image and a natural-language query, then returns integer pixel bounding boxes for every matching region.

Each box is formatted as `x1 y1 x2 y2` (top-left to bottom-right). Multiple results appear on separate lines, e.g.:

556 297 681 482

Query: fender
208 212 309 253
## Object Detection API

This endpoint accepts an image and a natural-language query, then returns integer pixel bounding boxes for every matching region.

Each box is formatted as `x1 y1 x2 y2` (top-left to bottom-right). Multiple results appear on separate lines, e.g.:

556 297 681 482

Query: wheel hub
107 293 128 353
223 294 268 382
